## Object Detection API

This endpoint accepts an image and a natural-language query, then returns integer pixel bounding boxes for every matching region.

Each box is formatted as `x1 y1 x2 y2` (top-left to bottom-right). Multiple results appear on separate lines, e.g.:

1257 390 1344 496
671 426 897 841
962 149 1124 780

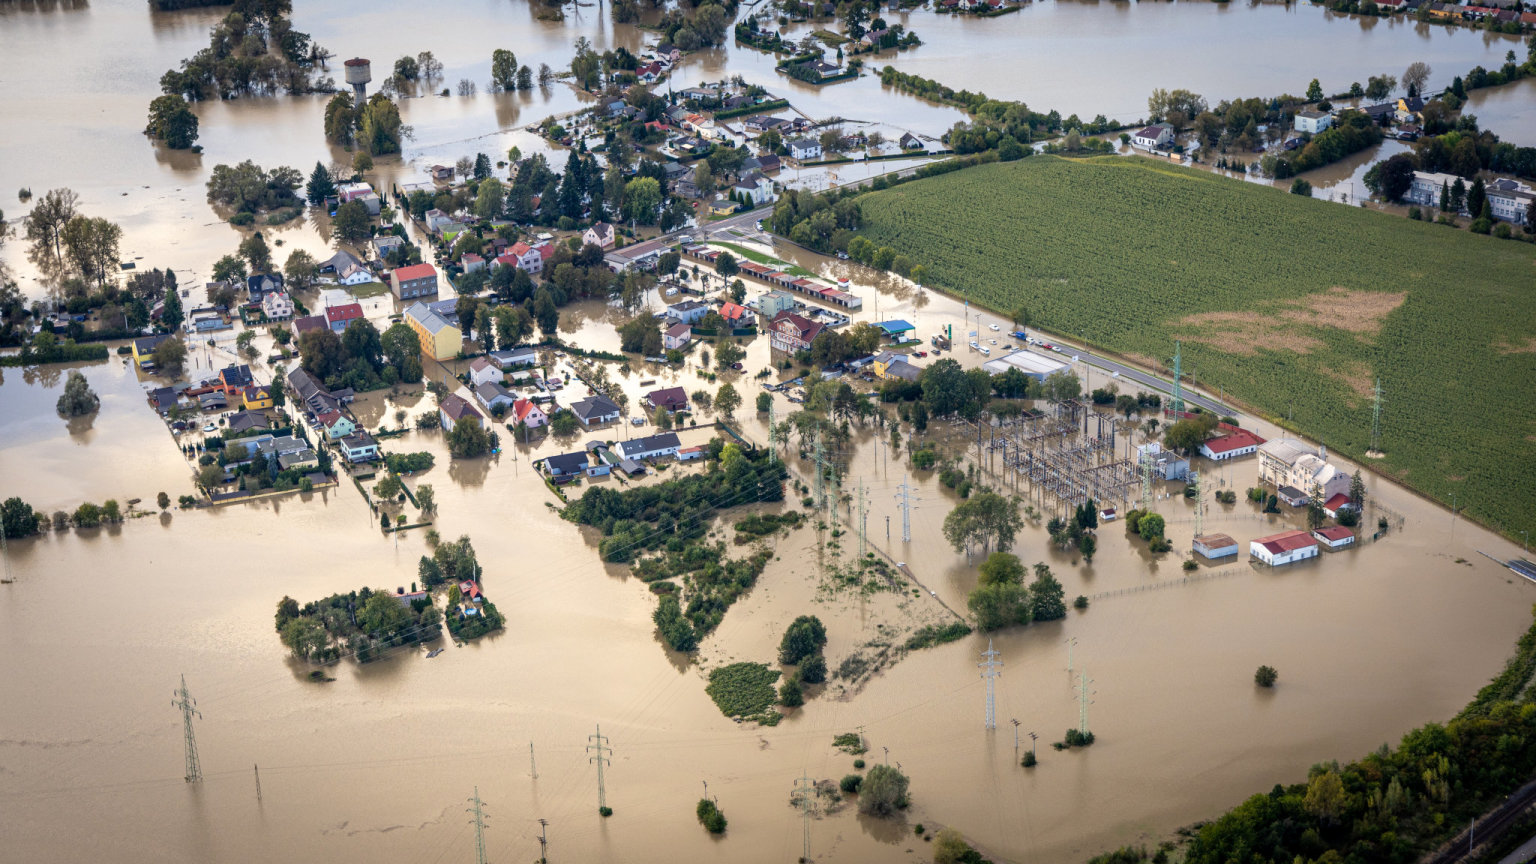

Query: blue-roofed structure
873 319 916 339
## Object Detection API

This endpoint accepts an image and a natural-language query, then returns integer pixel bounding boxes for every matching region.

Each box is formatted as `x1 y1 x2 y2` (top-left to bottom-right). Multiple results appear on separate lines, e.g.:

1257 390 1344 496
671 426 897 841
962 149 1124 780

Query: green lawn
855 155 1536 539
709 241 817 277
349 281 390 299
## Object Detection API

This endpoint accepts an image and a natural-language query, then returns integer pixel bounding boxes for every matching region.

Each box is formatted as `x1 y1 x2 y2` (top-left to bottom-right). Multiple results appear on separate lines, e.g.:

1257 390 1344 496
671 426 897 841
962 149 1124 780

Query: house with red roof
769 310 825 354
1312 526 1356 550
511 398 548 428
1199 428 1266 461
718 301 756 329
1250 530 1319 566
325 303 365 334
390 262 439 300
1321 494 1356 520
315 409 356 440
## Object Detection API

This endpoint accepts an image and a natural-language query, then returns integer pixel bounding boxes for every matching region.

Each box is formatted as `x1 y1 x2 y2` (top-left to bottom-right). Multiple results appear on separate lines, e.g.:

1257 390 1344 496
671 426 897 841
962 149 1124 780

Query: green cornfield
856 155 1536 540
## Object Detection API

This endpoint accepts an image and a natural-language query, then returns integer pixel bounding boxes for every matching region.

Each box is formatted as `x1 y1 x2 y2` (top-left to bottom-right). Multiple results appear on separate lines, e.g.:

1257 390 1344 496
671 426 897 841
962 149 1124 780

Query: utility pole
767 400 777 460
895 475 917 542
1010 718 1020 754
587 724 612 813
857 478 868 558
530 741 538 779
1170 341 1185 417
1028 731 1038 760
795 774 815 863
1370 377 1385 454
467 787 489 864
882 746 889 766
979 640 1002 730
1078 670 1095 736
254 764 262 803
537 818 549 864
172 674 202 783
814 434 827 513
885 515 890 542
1191 470 1202 539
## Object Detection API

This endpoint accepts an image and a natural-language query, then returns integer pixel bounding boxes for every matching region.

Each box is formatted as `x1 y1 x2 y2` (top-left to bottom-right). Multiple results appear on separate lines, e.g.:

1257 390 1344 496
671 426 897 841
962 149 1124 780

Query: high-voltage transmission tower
857 478 869 557
767 401 777 460
1140 449 1154 512
171 674 202 783
895 475 918 542
979 640 1002 730
795 774 816 862
1190 470 1203 538
467 787 489 864
1077 670 1095 736
1370 377 1385 453
1170 341 1185 417
813 434 828 512
587 724 612 813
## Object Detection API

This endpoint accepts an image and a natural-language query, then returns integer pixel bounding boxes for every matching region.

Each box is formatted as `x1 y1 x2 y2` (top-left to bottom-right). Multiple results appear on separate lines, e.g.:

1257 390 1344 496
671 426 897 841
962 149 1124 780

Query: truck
1012 330 1028 341
931 334 952 350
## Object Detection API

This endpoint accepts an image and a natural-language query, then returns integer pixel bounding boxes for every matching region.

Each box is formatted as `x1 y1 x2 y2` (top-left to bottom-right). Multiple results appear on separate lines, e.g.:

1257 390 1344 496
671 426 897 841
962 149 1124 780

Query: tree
474 178 504 221
1029 563 1066 621
212 254 246 283
162 284 184 332
25 188 79 268
1011 305 1031 330
1255 665 1278 687
696 798 728 834
56 370 100 417
1 498 41 539
358 93 407 156
1138 512 1166 542
1290 178 1312 197
284 249 319 287
715 341 745 369
447 417 491 458
152 336 188 375
145 94 199 149
933 829 972 864
1304 770 1346 824
323 93 357 146
779 615 827 664
858 764 909 817
332 199 371 244
156 491 171 510
1402 61 1432 96
281 617 330 662
1349 470 1367 506
978 551 1025 587
415 484 436 516
393 54 419 83
779 674 804 707
968 582 1030 630
239 231 272 273
756 391 772 413
353 151 373 174
716 382 741 418
1306 79 1324 102
1467 176 1487 219
622 176 662 224
60 216 122 285
1378 153 1416 202
1365 73 1397 101
491 48 518 92
942 490 1023 554
714 251 740 279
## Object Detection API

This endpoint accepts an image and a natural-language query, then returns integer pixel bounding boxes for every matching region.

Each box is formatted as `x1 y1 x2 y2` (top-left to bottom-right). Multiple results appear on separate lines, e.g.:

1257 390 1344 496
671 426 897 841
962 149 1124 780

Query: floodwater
5 231 1535 864
5 3 1536 863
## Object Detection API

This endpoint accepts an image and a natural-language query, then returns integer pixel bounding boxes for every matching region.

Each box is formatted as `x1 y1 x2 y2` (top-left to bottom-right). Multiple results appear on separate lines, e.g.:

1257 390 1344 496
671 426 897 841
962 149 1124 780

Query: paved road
1070 346 1233 416
1499 829 1536 864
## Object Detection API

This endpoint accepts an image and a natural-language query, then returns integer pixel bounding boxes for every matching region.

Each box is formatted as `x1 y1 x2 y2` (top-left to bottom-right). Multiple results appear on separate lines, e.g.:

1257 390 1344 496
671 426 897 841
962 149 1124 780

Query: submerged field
855 155 1536 539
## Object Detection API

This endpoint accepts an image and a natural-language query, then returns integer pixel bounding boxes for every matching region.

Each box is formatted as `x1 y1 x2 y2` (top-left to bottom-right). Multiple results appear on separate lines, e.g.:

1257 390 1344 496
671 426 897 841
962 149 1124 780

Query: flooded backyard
4 1 1536 862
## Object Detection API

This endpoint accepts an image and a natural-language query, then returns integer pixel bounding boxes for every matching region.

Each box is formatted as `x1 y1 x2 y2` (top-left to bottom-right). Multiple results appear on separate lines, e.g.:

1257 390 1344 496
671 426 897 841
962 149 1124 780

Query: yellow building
710 200 737 217
131 334 171 367
404 302 463 361
241 385 274 410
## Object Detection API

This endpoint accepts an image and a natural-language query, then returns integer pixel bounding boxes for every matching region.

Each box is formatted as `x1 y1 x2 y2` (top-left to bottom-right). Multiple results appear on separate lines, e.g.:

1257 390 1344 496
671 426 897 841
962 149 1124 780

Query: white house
616 432 682 461
468 356 502 387
583 222 616 250
1404 170 1463 209
424 209 455 233
1487 178 1534 225
494 241 546 274
788 139 822 161
1193 533 1239 560
261 290 294 321
1294 109 1334 135
1313 526 1356 550
510 398 548 429
1257 439 1349 502
1132 123 1174 150
489 347 538 369
663 321 692 350
440 393 486 431
1199 429 1265 461
339 432 379 463
1250 530 1319 566
732 172 776 206
667 300 711 325
338 263 374 286
474 381 517 414
570 394 620 426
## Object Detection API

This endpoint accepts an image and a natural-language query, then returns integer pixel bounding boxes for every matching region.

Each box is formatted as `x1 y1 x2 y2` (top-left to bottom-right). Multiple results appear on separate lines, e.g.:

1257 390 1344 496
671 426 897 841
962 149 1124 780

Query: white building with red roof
325 303 365 334
511 398 548 428
1250 530 1319 566
1199 428 1266 461
1312 526 1356 550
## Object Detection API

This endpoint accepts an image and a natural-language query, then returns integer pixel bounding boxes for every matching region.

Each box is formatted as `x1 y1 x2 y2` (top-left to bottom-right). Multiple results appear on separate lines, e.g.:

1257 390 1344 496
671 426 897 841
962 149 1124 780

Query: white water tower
344 57 371 103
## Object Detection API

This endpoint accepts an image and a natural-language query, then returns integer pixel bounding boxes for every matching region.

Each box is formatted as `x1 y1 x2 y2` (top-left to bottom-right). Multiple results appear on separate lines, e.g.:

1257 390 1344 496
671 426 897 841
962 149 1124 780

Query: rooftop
1255 530 1317 554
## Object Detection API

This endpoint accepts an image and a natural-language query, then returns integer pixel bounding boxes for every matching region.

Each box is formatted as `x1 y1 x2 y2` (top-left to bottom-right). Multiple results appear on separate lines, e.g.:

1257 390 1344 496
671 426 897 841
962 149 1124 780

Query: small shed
1193 533 1239 560
1312 526 1356 550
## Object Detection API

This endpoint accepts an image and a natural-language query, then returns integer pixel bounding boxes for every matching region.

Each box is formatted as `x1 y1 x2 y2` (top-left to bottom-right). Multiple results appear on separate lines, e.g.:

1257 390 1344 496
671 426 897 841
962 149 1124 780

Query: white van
979 347 991 356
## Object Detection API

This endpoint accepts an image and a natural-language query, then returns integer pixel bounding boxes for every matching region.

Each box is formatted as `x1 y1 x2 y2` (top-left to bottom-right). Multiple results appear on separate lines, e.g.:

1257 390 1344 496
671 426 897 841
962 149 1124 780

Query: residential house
570 394 621 427
583 222 617 250
1321 493 1356 520
755 154 782 173
509 398 548 429
1395 96 1426 124
1277 485 1310 507
338 263 374 286
241 385 273 411
404 301 463 361
709 199 738 217
1313 526 1356 550
732 172 776 206
461 253 486 274
226 409 269 434
325 303 365 334
603 237 670 273
751 290 798 319
261 291 293 321
338 181 374 203
1250 530 1319 566
1132 123 1175 150
1193 533 1239 560
1405 170 1463 209
131 334 171 366
1487 178 1534 225
278 448 320 472
216 364 253 396
391 263 440 300
372 235 405 260
340 432 379 463
468 356 503 387
718 301 756 329
645 386 689 413
293 314 326 337
663 321 692 350
1257 439 1349 502
769 310 825 354
495 241 545 274
545 451 590 477
424 209 454 232
474 381 517 414
871 351 920 381
617 432 682 461
1294 109 1333 134
315 409 356 440
667 300 712 325
899 132 923 150
1199 428 1266 461
199 391 228 411
439 393 486 431
788 139 823 161
489 347 538 369
320 249 366 275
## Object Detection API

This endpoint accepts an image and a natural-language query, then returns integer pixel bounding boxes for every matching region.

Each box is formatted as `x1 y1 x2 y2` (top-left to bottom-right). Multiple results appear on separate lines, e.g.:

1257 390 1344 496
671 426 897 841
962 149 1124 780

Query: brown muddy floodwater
4 3 1536 862
5 238 1535 864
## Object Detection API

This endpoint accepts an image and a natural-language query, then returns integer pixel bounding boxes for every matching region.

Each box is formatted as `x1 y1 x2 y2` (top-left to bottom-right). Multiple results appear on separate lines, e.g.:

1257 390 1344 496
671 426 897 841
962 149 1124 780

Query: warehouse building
1193 533 1239 560
981 349 1070 381
1250 530 1319 566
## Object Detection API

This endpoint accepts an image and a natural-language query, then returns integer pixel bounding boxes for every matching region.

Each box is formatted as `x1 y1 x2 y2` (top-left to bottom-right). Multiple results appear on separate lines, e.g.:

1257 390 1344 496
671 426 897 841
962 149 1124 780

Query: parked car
730 362 743 370
979 347 991 356
202 423 217 433
631 417 644 425
989 324 999 331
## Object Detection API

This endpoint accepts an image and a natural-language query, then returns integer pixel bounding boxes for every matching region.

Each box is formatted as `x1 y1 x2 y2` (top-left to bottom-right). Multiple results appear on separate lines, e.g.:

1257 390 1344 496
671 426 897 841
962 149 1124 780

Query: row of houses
1193 526 1356 566
544 432 698 481
1404 172 1534 224
681 245 863 310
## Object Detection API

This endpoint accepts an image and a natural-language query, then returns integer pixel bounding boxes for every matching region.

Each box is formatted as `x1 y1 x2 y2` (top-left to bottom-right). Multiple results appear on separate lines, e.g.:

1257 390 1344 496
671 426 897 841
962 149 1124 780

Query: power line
586 724 612 813
171 674 202 783
895 474 918 542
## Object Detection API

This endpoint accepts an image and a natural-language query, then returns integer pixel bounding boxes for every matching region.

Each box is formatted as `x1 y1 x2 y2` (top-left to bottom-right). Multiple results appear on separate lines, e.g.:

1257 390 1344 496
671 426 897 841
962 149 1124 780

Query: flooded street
5 2 1536 862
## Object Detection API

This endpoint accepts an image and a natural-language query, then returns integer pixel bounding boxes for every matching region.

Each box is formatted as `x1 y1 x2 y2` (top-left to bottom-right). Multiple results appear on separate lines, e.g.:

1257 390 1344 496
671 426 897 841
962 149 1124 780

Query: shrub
1022 751 1037 767
840 773 864 794
858 764 910 817
911 448 938 469
779 673 804 707
599 805 613 817
1074 595 1089 609
779 615 827 664
1255 665 1278 687
1062 728 1095 747
696 798 727 833
800 652 828 684
1183 559 1198 571
853 758 866 769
